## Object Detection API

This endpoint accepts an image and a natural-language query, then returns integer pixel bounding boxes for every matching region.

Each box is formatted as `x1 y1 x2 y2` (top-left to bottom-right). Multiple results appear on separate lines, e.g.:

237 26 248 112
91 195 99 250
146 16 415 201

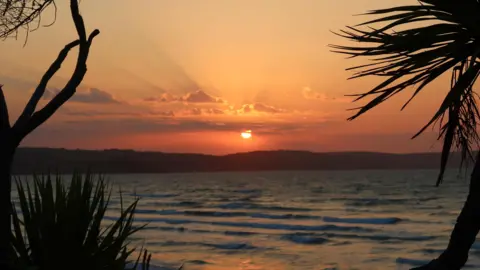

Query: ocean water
12 170 480 270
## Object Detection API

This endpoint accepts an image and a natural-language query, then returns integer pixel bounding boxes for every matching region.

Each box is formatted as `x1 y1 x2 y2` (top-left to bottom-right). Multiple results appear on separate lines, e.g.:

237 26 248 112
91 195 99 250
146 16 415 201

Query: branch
21 30 99 137
14 40 80 129
0 85 9 130
0 0 57 40
18 0 99 138
70 0 86 43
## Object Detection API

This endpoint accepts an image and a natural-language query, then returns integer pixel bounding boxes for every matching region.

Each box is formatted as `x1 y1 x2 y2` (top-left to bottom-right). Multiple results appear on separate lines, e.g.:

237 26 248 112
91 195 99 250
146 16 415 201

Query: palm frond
331 0 480 185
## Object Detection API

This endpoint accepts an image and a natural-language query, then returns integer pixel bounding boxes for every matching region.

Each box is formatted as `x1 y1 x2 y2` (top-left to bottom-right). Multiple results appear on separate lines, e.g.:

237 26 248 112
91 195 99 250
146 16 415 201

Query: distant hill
10 147 467 175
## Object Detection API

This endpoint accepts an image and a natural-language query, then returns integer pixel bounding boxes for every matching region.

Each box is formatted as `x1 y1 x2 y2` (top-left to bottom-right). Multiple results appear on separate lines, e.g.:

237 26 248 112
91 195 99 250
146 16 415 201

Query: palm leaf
331 0 480 185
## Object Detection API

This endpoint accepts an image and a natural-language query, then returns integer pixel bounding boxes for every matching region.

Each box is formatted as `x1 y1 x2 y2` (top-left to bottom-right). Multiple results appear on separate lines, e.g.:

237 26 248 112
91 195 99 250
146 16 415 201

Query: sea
12 170 480 270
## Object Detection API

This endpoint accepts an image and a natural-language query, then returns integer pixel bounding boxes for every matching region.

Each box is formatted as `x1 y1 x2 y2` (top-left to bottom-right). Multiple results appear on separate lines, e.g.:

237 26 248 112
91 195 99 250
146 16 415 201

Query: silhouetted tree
0 1 99 269
332 1 480 269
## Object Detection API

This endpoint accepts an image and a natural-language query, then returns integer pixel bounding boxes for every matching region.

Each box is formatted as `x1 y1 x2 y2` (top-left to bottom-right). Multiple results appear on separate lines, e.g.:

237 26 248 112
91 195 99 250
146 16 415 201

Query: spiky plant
332 1 480 269
9 173 151 270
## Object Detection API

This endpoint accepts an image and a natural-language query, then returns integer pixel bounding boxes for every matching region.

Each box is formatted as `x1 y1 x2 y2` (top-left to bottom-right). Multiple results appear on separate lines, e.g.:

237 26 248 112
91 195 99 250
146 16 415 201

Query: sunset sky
0 0 453 154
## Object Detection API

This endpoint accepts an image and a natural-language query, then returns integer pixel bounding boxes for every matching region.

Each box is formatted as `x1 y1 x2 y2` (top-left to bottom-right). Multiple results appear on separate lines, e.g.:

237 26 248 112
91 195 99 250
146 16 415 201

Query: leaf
10 172 151 270
332 0 480 185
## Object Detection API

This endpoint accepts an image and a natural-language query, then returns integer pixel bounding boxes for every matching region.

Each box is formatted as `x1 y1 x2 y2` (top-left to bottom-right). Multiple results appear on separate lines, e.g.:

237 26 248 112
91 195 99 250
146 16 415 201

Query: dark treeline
12 147 465 175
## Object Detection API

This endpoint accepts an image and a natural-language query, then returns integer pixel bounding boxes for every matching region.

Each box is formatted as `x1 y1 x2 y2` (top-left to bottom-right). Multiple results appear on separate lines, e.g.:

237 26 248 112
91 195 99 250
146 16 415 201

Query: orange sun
241 130 252 139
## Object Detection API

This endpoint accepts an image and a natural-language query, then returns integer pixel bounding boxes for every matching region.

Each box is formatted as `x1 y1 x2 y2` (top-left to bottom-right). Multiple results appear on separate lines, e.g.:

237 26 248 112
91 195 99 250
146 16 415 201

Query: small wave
322 216 401 225
142 225 258 237
118 216 375 233
149 239 259 252
343 198 410 207
184 210 246 217
186 260 210 265
185 210 317 220
231 189 262 194
149 240 191 247
202 242 258 250
281 233 329 245
217 202 311 212
324 232 435 242
135 209 181 215
224 231 258 236
472 242 480 250
132 193 178 198
134 208 400 226
145 201 202 208
132 207 321 221
143 226 187 232
420 248 444 254
126 263 182 270
396 257 430 267
393 257 480 269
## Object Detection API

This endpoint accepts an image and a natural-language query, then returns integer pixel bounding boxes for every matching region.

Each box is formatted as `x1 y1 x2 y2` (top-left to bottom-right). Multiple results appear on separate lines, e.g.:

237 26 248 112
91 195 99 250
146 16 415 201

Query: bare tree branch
70 0 86 42
0 85 9 130
0 0 57 41
18 0 99 137
14 39 80 129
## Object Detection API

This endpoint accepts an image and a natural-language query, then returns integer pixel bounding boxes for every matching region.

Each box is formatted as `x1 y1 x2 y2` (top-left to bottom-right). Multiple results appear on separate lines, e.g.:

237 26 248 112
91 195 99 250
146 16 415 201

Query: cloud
44 88 120 104
253 103 284 113
144 90 224 104
150 110 175 117
302 87 349 102
181 90 224 103
205 108 225 115
61 107 175 118
182 107 225 116
144 93 178 103
185 108 203 116
57 117 321 135
238 103 286 114
0 74 36 92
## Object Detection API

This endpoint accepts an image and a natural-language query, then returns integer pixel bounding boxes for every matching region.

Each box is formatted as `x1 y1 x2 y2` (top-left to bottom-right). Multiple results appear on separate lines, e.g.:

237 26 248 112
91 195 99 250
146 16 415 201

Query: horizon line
18 146 467 157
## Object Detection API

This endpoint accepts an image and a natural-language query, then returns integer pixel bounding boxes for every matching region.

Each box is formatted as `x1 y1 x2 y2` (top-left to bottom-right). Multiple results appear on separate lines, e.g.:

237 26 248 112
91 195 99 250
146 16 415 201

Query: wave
216 202 311 212
185 260 210 265
396 258 477 268
202 242 258 250
148 239 258 251
341 198 411 207
231 189 262 194
138 224 434 245
126 263 182 270
132 193 179 198
144 201 203 208
186 210 318 220
323 232 436 242
132 208 402 226
133 208 318 220
281 233 329 245
322 216 401 225
115 216 376 233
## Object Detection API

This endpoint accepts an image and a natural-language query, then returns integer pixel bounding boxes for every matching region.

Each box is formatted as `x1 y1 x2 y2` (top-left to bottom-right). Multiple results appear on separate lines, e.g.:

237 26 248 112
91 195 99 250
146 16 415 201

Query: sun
241 130 252 139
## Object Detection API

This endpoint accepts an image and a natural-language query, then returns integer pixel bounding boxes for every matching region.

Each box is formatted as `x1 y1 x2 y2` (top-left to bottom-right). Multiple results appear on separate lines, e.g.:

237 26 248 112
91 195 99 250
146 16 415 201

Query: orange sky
0 0 452 154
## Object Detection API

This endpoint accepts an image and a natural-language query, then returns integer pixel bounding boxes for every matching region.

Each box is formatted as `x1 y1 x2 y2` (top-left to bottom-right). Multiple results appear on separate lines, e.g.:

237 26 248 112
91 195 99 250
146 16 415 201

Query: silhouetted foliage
10 173 151 270
0 1 99 269
0 0 56 41
331 0 480 186
333 1 480 269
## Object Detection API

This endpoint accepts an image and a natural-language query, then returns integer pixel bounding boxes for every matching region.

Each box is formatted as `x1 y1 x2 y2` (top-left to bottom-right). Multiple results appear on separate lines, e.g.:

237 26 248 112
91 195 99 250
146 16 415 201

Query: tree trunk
0 148 14 270
412 153 480 270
